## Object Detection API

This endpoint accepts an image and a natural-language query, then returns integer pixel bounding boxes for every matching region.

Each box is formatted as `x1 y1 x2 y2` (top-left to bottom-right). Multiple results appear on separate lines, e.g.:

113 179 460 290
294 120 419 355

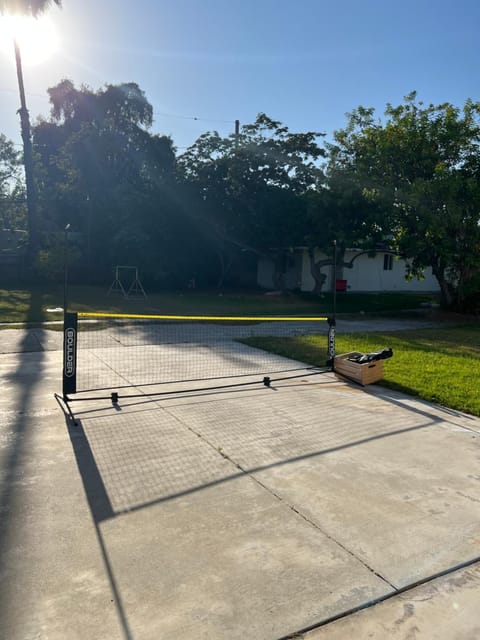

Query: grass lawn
0 283 437 324
243 325 480 417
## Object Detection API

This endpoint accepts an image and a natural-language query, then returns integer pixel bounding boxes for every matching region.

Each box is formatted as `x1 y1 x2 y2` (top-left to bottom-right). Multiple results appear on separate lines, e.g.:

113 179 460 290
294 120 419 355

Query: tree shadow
0 289 45 624
0 287 135 640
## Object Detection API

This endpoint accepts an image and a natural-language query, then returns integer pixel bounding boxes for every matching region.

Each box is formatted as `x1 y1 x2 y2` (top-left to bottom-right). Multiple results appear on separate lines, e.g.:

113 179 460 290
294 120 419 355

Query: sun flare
0 14 59 66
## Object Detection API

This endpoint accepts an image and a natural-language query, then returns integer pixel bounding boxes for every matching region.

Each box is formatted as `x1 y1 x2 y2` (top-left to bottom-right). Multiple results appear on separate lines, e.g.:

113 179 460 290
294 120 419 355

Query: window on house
383 254 393 271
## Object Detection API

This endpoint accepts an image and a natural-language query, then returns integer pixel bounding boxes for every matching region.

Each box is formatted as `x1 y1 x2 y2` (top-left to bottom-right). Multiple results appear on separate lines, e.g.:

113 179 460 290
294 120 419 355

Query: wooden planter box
334 352 384 386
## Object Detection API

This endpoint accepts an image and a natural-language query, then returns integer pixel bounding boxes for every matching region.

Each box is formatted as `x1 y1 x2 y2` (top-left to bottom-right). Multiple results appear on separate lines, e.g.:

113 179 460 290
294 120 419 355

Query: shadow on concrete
64 414 134 640
0 290 45 623
367 385 478 424
65 402 439 524
60 371 465 640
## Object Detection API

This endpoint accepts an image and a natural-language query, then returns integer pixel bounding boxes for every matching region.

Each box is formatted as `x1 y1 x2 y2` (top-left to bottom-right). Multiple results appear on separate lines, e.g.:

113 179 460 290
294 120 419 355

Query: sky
1 0 479 154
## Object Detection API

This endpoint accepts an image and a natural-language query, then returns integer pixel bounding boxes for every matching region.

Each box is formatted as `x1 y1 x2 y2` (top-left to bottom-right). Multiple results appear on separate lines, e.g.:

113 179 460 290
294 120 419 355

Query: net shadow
65 393 441 524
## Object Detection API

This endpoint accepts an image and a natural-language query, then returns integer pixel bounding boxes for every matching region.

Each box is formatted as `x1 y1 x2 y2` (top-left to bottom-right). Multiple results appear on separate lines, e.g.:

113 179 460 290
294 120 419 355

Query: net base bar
64 367 329 403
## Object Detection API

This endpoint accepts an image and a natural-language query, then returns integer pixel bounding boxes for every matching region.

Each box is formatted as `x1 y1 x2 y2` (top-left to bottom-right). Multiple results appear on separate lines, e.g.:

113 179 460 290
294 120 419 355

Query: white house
257 247 440 293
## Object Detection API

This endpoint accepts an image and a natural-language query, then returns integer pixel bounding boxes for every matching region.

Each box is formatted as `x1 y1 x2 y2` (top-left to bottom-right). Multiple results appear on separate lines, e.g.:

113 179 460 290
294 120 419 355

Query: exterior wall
258 248 440 293
341 251 439 292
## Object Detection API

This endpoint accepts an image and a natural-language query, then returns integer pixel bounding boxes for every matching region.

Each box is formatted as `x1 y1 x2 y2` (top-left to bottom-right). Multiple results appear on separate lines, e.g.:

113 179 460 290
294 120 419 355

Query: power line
1 87 236 125
154 111 234 125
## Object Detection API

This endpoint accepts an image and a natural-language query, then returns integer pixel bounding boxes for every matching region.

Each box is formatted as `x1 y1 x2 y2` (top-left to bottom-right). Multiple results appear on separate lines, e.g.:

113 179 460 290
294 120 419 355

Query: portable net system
60 311 335 412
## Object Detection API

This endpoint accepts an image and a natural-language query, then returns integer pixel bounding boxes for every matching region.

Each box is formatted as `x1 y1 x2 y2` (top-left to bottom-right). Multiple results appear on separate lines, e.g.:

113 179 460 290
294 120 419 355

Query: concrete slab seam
159 400 398 594
247 473 397 590
275 556 480 640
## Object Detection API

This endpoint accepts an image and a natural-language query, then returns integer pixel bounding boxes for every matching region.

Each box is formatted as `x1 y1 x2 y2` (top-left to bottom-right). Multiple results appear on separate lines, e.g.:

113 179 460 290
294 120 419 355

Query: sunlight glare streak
0 14 59 67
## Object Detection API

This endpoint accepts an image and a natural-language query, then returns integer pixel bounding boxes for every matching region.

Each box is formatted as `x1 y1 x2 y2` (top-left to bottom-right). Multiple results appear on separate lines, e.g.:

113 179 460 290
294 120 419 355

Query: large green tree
304 180 384 294
178 114 324 287
0 0 62 263
329 93 480 309
33 80 177 281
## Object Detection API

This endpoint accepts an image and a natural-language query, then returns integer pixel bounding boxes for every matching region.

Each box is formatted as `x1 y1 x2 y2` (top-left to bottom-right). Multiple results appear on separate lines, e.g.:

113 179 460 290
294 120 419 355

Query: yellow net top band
77 312 328 322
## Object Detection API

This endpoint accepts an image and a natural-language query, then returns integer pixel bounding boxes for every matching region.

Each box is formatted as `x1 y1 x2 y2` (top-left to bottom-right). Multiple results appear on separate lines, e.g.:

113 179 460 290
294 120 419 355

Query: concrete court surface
0 332 480 639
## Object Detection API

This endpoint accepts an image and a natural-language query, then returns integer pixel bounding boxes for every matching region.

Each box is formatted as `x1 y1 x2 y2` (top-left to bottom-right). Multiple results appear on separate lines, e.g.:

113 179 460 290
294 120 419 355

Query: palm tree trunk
14 38 38 264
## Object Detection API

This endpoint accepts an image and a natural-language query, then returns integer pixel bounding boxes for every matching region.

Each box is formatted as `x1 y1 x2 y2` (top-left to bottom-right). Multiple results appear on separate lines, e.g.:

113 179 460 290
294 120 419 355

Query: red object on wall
336 279 347 292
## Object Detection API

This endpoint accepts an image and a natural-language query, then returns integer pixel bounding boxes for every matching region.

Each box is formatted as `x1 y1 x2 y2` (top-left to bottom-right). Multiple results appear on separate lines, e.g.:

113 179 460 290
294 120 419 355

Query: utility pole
235 119 240 148
14 38 38 264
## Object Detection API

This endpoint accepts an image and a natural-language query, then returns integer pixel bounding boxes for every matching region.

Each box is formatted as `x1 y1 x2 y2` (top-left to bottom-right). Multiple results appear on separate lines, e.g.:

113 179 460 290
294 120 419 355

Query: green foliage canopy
177 114 325 287
0 134 26 229
329 93 480 309
32 80 177 281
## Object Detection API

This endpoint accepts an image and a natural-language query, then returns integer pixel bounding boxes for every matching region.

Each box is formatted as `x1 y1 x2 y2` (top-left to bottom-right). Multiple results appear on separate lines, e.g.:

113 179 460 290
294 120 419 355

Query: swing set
107 265 147 299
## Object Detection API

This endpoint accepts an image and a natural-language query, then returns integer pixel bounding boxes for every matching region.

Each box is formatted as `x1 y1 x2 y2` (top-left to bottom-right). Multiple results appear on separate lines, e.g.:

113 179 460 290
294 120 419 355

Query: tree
329 93 480 309
0 0 61 263
304 167 386 294
0 134 21 198
32 80 177 282
178 114 325 287
0 133 26 229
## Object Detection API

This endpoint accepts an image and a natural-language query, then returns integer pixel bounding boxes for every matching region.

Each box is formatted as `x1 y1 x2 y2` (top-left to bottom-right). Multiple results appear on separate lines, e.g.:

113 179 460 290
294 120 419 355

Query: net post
326 239 337 369
332 239 337 322
63 312 78 397
63 223 71 317
327 317 336 368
